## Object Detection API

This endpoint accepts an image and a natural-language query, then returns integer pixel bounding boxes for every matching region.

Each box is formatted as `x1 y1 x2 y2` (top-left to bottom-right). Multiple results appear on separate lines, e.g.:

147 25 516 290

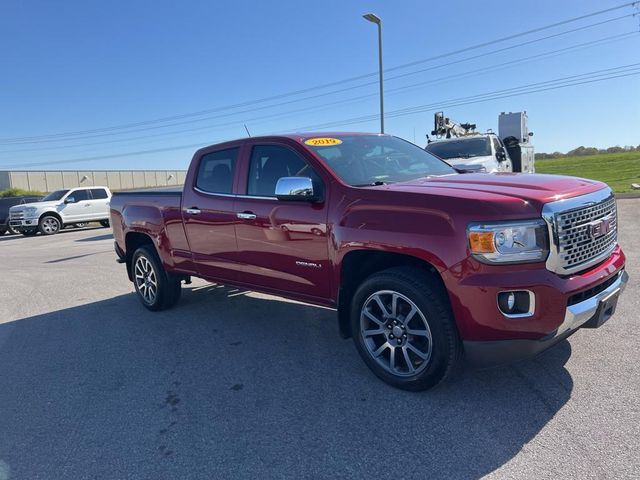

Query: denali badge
588 215 613 239
296 261 322 269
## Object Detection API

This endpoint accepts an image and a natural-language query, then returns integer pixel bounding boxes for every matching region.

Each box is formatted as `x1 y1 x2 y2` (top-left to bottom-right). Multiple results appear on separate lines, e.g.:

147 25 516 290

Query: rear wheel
100 220 110 228
38 215 61 235
351 267 461 391
132 245 182 311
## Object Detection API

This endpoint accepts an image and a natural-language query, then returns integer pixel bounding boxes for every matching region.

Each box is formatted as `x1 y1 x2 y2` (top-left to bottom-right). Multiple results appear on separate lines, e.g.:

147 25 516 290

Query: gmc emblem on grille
588 215 613 239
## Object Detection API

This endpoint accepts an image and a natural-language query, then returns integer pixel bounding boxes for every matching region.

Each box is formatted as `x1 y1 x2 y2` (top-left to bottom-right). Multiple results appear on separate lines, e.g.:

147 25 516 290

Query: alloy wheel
360 290 433 377
42 217 60 234
134 256 158 304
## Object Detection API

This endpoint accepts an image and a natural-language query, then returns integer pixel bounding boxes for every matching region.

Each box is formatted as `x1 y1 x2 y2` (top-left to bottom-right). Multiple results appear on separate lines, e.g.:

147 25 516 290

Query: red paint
110 133 626 343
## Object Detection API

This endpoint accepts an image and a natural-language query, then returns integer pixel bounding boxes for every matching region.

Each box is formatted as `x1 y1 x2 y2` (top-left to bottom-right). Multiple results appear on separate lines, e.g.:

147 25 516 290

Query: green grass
536 151 640 193
0 187 45 198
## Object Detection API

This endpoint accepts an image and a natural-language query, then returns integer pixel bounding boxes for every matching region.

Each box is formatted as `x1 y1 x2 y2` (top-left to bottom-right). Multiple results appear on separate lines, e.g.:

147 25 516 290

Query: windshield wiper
354 181 387 187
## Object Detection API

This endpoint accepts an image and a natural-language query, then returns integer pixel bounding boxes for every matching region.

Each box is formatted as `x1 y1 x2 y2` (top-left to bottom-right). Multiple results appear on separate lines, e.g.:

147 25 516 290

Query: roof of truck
193 132 387 155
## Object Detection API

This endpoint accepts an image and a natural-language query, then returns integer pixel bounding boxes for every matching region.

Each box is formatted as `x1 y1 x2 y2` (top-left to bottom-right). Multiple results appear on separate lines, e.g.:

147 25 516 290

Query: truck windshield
426 138 491 160
305 135 455 186
41 189 69 201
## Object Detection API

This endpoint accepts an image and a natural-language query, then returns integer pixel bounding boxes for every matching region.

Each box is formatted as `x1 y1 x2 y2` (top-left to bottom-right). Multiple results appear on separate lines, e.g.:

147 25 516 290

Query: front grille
555 195 617 272
10 211 24 221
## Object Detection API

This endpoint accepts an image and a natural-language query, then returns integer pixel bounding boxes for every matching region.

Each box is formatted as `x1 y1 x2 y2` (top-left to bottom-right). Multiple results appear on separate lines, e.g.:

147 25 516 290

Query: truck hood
10 200 60 211
382 173 607 209
443 155 493 168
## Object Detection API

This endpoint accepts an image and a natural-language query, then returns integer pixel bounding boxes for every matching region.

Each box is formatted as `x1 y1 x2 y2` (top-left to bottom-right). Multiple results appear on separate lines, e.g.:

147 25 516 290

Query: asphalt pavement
0 201 638 480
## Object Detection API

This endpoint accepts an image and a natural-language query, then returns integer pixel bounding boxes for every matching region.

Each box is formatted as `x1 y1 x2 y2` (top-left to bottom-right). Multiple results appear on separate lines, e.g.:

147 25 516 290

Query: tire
22 229 38 236
131 245 182 311
350 267 461 391
100 220 110 228
0 227 6 236
38 215 61 235
7 224 18 235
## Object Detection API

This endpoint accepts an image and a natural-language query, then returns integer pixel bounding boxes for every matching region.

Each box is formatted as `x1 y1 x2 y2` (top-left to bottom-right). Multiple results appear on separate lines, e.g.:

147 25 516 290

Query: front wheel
132 245 182 311
351 267 461 391
38 215 61 235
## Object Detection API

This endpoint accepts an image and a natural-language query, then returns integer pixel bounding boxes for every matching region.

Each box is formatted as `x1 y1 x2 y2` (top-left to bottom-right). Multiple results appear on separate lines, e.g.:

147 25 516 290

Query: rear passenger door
181 145 243 282
233 142 331 301
88 188 110 219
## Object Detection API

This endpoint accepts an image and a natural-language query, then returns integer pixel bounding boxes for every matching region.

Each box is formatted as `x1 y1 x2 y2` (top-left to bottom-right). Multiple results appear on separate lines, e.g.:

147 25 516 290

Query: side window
70 189 90 202
89 188 108 199
492 137 502 154
196 147 239 194
247 145 316 197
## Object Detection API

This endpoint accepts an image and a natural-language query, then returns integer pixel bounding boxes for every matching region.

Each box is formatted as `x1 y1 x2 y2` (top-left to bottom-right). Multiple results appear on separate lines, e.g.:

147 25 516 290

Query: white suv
9 186 112 236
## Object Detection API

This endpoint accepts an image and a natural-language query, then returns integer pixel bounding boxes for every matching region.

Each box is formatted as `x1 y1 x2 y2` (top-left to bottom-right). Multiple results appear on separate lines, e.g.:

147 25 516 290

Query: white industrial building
0 170 187 192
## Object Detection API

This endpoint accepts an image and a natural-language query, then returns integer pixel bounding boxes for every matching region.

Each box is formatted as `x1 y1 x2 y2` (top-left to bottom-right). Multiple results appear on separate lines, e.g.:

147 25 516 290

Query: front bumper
9 218 39 230
464 269 629 367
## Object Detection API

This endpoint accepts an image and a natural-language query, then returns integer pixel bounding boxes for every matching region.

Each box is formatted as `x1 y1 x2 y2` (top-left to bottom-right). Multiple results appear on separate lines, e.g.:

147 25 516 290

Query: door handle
185 207 201 215
237 211 257 220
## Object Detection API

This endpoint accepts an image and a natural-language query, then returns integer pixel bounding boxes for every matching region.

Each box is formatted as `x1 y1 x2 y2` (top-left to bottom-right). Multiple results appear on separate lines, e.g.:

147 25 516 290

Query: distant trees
535 145 640 159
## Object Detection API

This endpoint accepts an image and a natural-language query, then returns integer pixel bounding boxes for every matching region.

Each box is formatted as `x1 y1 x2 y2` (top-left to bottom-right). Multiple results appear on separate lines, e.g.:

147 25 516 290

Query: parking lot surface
0 201 639 480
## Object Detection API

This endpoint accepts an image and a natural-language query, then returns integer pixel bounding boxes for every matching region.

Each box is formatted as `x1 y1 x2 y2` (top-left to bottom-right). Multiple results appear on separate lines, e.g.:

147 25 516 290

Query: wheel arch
39 210 63 224
337 250 448 339
124 232 156 281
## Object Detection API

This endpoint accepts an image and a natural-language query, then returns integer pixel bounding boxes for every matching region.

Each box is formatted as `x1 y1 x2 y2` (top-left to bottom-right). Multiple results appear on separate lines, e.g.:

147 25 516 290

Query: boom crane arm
429 111 476 140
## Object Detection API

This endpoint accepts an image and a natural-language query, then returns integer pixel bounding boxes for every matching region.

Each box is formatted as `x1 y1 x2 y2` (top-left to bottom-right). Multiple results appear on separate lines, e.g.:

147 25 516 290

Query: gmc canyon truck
110 133 627 391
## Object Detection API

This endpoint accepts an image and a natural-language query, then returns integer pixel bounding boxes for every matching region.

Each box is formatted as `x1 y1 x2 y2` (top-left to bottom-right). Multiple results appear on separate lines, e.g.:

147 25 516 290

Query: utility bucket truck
425 111 535 173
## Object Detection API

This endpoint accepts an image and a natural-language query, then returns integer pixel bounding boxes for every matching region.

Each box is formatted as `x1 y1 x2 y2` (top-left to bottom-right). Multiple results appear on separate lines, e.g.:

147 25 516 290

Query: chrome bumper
558 269 628 336
9 218 38 228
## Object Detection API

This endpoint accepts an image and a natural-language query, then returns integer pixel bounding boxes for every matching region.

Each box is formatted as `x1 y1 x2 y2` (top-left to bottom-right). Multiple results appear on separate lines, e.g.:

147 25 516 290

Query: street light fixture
363 13 384 133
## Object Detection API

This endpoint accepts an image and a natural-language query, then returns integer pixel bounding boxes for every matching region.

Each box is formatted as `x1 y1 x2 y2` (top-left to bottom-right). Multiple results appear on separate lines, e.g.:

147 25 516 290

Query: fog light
497 290 534 318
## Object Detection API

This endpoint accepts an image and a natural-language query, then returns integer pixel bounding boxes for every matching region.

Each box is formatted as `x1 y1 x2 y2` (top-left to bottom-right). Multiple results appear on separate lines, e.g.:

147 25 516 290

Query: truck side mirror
496 149 507 162
64 196 76 204
275 177 318 202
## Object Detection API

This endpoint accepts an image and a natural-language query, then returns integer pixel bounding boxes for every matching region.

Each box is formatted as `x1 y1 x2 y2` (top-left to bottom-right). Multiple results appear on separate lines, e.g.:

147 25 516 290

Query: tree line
535 145 640 160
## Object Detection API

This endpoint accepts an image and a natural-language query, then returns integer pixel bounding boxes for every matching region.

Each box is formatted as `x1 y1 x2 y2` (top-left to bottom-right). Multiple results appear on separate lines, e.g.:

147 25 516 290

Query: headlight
467 220 548 264
24 207 38 215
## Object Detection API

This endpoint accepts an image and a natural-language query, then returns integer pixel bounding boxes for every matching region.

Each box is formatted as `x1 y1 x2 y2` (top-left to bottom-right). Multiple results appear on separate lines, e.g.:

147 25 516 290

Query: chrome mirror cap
275 177 318 201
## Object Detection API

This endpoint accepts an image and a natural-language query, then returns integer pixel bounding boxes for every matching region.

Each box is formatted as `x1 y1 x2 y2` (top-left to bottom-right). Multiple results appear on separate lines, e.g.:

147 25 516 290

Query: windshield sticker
304 137 343 147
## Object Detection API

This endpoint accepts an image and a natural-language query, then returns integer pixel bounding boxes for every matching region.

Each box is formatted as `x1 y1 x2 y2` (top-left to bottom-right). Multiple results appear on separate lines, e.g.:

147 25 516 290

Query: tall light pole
363 13 384 134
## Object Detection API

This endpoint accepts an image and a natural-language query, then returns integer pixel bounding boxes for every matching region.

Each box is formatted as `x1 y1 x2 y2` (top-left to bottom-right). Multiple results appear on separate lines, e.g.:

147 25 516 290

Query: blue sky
1 0 639 170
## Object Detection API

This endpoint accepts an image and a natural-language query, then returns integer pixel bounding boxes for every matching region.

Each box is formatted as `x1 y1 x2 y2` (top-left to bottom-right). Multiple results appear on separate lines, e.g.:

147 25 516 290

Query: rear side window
70 189 90 202
196 148 239 194
90 188 109 199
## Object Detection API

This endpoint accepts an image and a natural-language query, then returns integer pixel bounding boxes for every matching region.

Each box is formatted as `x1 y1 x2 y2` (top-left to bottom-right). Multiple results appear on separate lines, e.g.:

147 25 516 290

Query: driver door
233 142 331 301
62 189 91 222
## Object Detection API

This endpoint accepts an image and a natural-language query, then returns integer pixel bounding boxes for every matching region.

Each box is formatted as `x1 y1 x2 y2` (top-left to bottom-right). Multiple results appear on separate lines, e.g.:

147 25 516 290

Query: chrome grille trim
542 188 617 275
9 210 25 221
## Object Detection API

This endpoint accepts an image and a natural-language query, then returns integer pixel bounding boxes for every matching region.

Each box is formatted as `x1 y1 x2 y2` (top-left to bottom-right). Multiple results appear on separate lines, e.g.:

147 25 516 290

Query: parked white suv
9 186 112 236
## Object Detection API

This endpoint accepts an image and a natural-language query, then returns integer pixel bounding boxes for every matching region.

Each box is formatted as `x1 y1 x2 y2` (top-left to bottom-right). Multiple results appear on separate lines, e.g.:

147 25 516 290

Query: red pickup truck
110 133 627 391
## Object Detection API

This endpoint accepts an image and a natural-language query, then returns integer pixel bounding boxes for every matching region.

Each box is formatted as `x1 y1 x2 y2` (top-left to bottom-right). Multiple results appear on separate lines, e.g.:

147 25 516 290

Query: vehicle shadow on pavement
0 285 572 480
0 227 105 242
